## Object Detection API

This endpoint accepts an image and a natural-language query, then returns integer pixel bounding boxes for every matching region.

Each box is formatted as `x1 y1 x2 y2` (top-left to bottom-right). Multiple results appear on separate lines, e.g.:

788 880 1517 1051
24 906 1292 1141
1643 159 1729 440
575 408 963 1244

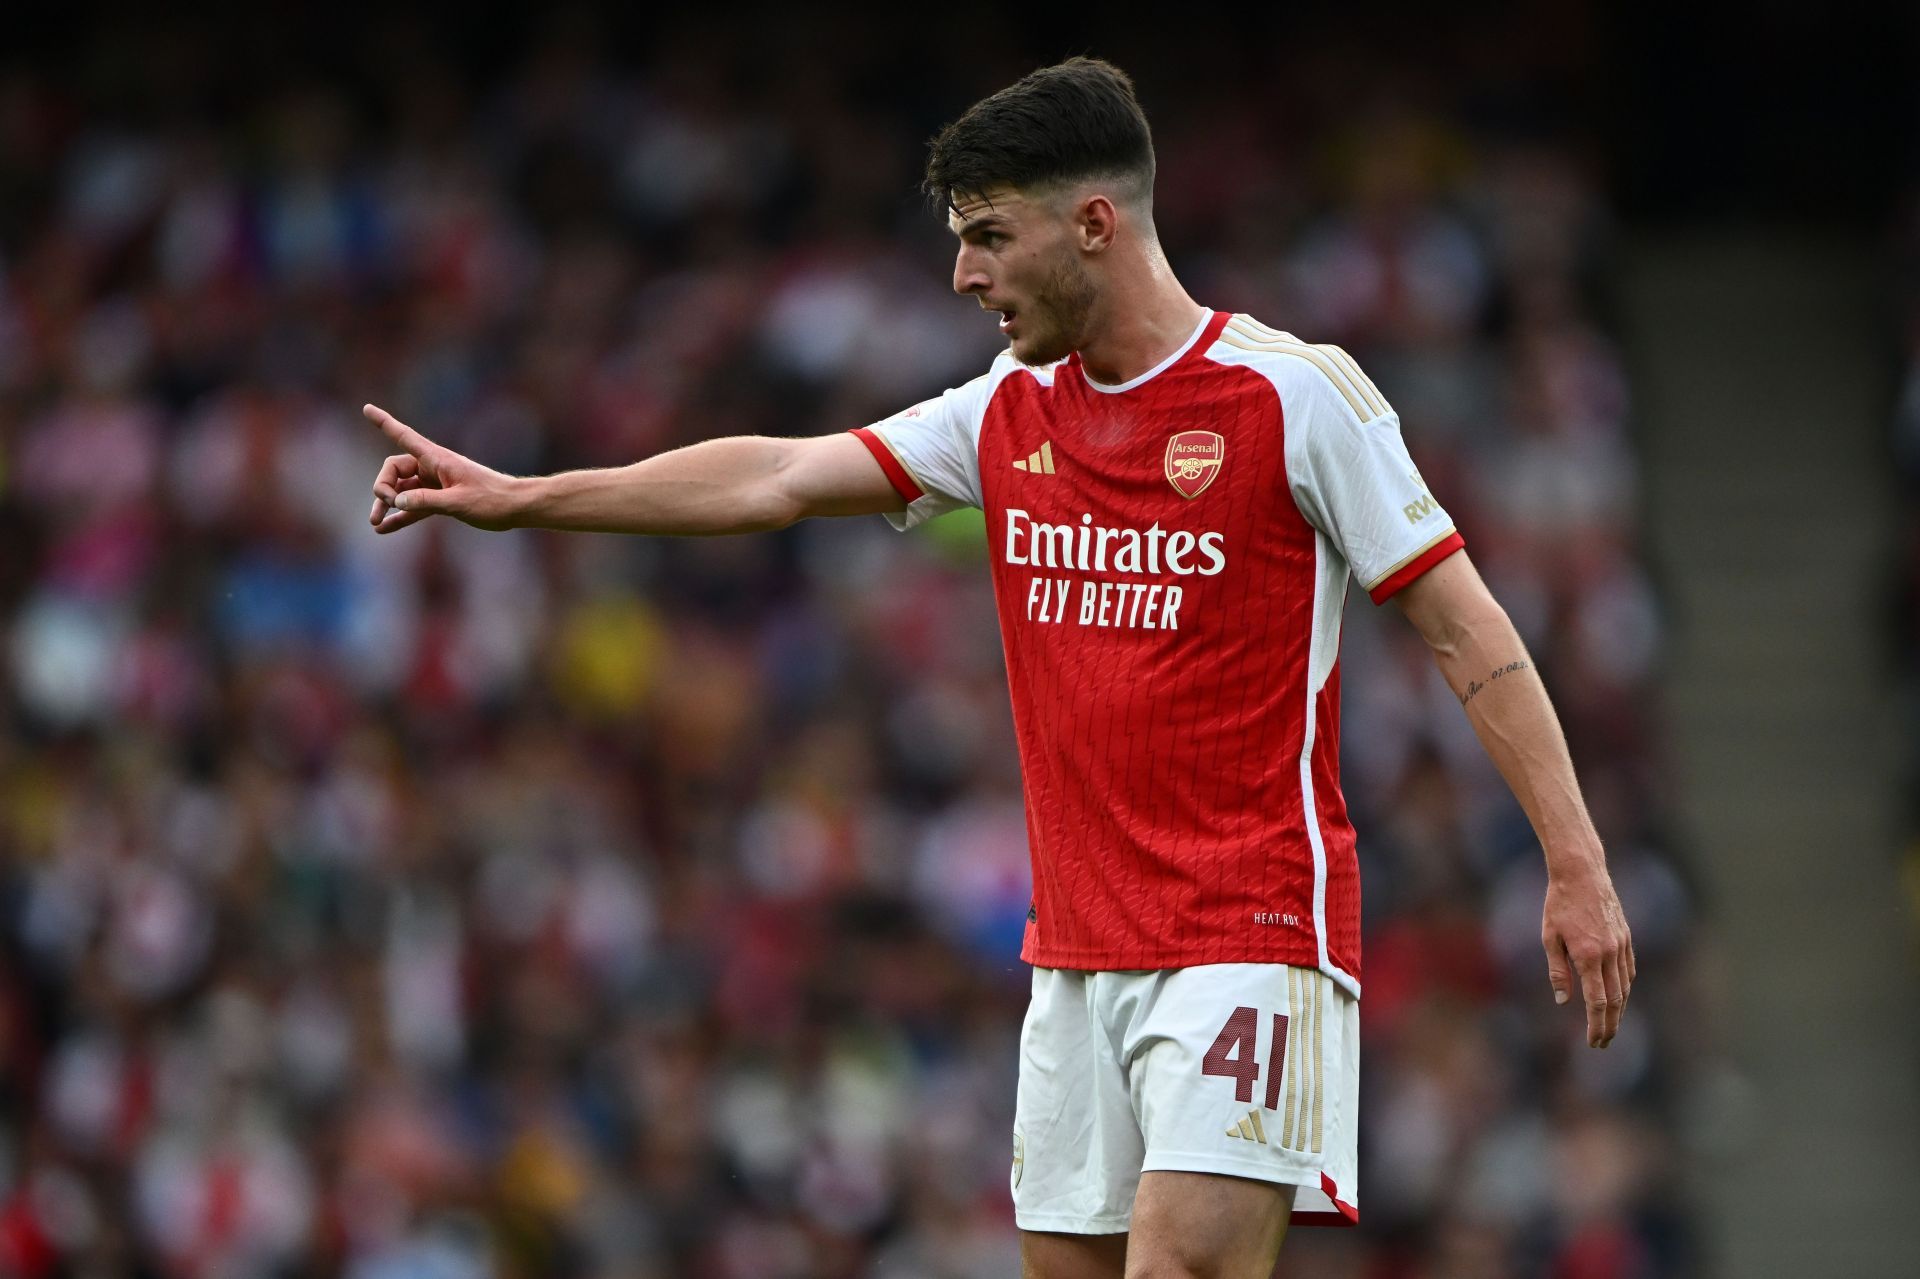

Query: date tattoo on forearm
1460 660 1532 706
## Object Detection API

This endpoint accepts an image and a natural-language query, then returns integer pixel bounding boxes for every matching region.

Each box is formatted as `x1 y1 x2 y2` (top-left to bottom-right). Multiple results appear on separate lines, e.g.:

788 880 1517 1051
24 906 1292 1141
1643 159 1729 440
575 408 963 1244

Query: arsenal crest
1164 430 1224 499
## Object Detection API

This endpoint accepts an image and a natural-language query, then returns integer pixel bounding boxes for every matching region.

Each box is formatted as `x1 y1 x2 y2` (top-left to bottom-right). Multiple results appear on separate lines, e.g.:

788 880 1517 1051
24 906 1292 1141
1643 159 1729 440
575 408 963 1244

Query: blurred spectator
1892 202 1920 947
0 15 1711 1278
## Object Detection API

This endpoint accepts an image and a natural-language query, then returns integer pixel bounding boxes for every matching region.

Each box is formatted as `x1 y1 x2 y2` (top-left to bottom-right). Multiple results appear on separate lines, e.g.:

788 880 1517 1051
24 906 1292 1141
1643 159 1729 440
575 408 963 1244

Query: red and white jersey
851 310 1462 993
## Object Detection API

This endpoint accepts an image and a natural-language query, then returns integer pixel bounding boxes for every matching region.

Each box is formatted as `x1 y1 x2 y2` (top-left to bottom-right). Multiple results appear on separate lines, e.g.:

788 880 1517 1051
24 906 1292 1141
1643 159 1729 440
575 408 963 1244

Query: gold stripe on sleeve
1218 330 1372 420
1222 321 1380 420
1313 343 1387 418
1363 524 1461 594
1234 317 1387 416
1326 344 1391 416
867 426 936 498
1238 316 1293 343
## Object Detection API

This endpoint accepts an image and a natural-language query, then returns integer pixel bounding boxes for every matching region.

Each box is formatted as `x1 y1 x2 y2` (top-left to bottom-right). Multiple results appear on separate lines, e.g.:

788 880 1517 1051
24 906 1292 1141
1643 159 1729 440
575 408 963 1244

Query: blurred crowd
1893 199 1920 944
0 14 1715 1279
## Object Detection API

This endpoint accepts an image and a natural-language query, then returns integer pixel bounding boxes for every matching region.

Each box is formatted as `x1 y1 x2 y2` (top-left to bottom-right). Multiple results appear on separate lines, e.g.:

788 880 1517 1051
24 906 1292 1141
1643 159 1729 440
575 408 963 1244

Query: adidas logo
1224 1109 1268 1145
1012 441 1056 474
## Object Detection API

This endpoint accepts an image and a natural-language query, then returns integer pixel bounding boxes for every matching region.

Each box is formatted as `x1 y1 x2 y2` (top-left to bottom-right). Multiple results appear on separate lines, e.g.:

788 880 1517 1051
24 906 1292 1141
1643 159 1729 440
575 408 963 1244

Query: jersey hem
1022 944 1361 991
848 426 925 503
1366 529 1465 604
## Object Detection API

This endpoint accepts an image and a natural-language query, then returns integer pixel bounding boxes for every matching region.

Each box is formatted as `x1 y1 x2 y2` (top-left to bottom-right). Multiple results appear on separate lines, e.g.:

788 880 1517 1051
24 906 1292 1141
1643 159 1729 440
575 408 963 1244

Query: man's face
948 187 1097 367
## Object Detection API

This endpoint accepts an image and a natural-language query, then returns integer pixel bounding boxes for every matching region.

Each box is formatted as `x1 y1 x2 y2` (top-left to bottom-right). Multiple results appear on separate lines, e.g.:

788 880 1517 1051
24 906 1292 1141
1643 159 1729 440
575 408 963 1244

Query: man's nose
953 251 989 296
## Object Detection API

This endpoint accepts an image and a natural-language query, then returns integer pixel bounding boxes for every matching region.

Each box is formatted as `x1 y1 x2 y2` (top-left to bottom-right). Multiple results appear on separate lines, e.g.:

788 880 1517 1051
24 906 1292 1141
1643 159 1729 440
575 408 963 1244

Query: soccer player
364 58 1633 1279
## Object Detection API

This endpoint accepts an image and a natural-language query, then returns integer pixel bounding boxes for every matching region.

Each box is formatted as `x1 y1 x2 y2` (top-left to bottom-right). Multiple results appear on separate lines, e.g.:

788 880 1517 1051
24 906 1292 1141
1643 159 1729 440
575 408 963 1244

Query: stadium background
1 5 1916 1277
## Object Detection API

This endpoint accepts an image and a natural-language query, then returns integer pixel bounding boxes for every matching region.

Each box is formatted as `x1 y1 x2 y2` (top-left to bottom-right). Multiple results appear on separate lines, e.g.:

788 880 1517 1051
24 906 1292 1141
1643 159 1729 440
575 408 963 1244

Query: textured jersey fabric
851 311 1462 993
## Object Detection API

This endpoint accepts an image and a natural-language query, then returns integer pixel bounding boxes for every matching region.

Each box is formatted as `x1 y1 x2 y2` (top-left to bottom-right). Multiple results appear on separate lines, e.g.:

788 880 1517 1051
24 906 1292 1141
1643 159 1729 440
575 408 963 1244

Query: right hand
365 404 521 533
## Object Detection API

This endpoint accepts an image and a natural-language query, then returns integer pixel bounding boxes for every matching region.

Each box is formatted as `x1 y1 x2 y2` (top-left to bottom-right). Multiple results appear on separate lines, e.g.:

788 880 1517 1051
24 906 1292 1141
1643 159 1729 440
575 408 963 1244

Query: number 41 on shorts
1202 1005 1287 1110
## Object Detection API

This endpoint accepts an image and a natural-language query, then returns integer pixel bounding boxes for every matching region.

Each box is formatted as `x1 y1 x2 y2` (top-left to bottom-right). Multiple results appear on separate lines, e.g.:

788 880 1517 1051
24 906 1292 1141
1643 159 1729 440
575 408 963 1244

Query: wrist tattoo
1461 659 1532 706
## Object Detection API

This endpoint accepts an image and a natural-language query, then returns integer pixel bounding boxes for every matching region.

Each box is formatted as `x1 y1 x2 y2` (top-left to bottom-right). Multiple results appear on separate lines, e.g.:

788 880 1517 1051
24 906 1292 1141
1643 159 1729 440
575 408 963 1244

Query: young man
365 58 1632 1279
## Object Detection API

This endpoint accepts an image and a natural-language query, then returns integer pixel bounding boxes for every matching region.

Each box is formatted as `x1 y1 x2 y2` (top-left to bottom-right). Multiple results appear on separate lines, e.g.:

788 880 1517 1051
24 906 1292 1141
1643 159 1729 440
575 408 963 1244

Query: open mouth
992 306 1018 333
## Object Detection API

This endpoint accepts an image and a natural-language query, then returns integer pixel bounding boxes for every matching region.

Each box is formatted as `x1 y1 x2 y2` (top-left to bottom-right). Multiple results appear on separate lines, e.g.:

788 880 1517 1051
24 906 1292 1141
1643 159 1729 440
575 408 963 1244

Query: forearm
1393 553 1631 1041
512 436 801 535
1430 609 1605 879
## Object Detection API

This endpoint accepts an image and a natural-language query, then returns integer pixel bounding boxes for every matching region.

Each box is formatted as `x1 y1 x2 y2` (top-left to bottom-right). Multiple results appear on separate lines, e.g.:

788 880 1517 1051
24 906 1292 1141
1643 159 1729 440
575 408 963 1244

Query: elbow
735 490 803 534
764 502 806 533
1443 599 1512 660
1394 552 1522 663
753 472 814 533
755 473 810 532
1419 598 1514 662
756 440 809 531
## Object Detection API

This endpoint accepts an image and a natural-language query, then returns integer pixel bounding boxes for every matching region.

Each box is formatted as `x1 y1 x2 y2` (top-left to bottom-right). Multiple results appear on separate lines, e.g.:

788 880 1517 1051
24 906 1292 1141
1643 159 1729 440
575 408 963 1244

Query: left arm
1268 351 1632 1045
1393 550 1635 1048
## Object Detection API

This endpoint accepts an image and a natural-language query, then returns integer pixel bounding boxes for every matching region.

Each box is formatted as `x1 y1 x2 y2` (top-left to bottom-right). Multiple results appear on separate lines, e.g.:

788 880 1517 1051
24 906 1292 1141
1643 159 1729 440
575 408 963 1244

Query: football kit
852 309 1462 1228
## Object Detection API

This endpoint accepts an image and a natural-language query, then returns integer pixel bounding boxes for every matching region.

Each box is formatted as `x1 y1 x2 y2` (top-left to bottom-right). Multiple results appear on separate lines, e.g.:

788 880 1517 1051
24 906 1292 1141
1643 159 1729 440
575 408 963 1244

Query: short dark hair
923 57 1155 213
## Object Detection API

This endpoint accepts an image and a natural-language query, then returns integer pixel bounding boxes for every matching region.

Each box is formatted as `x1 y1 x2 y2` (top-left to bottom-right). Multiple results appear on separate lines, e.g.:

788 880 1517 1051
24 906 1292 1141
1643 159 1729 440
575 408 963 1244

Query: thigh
1125 1170 1295 1278
1020 1229 1129 1279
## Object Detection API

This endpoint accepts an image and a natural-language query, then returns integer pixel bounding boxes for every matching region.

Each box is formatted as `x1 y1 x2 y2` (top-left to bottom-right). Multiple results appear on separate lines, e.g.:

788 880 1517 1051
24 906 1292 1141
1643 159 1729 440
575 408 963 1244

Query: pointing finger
363 404 435 460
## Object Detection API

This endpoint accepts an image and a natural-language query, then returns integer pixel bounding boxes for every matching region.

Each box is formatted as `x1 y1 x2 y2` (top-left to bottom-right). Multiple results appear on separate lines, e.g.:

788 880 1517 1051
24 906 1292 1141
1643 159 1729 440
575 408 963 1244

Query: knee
1124 1255 1231 1279
1126 1235 1287 1279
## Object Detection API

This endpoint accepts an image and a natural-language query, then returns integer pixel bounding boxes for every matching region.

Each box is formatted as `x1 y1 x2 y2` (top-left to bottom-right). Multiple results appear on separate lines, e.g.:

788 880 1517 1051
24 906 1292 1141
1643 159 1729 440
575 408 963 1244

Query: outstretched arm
1393 550 1635 1048
364 404 904 536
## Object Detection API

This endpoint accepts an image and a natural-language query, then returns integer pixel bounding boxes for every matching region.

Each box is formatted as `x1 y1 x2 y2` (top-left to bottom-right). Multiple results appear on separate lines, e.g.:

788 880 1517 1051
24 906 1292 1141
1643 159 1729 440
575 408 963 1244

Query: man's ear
1078 193 1119 253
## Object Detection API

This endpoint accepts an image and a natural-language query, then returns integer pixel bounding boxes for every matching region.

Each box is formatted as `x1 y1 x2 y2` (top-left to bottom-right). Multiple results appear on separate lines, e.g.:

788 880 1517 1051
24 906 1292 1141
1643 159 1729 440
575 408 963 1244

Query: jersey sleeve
1283 357 1464 603
849 364 998 532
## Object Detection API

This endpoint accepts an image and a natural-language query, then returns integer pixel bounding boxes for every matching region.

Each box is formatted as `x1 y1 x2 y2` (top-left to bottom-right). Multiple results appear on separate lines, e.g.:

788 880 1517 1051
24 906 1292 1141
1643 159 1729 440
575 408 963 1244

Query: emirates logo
1164 431 1224 499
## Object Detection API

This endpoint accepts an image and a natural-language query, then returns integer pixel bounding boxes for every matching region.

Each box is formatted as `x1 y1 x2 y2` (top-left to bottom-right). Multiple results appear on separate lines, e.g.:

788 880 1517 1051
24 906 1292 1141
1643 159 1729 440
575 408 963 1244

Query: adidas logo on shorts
1224 1108 1268 1145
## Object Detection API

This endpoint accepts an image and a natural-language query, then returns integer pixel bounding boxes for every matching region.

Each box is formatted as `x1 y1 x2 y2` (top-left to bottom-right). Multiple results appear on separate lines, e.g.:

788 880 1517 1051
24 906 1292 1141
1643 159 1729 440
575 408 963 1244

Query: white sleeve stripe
1230 318 1389 419
1219 326 1377 420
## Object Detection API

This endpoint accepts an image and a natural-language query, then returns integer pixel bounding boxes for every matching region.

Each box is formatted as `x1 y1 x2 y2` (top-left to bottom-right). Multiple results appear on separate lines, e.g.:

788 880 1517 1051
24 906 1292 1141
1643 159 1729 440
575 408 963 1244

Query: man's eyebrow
950 214 1008 237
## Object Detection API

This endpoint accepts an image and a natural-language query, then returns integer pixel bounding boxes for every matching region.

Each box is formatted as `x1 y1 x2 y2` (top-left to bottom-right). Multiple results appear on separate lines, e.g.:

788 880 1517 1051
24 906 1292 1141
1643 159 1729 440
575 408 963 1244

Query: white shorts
1011 963 1359 1234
